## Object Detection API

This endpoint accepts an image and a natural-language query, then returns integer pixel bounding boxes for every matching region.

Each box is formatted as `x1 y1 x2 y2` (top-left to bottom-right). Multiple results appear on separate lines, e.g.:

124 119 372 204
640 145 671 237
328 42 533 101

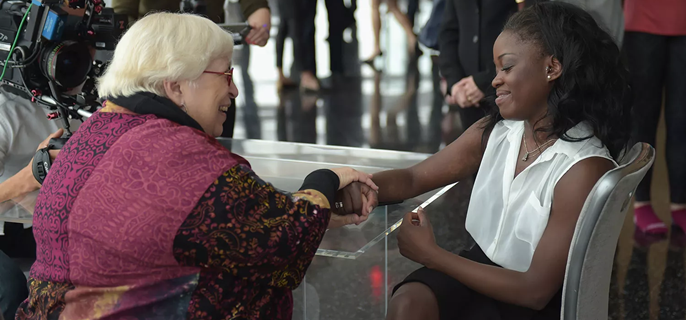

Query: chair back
561 142 655 320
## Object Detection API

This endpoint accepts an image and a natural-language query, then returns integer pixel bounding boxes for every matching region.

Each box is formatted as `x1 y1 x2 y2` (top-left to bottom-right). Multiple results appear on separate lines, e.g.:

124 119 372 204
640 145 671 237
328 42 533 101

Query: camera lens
40 41 92 89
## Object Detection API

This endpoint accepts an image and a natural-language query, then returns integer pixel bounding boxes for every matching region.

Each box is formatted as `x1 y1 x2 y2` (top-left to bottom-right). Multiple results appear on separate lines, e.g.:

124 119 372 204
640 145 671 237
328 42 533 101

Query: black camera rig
0 0 126 134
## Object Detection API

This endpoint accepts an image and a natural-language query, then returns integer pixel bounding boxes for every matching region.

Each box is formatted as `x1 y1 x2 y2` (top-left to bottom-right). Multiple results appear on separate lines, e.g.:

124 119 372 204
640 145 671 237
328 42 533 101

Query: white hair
97 12 234 99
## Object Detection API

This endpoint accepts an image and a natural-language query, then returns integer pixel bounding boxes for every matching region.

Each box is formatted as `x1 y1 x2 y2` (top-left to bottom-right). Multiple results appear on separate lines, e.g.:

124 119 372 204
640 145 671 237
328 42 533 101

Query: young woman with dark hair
369 2 632 319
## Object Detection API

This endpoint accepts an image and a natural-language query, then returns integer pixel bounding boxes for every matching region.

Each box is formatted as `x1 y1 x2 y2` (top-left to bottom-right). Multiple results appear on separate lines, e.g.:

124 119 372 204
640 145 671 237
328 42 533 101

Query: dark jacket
439 0 517 95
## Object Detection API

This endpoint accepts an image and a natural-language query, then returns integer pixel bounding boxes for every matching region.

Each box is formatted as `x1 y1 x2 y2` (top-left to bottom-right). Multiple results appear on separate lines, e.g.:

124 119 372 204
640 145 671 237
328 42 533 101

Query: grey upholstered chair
561 142 655 320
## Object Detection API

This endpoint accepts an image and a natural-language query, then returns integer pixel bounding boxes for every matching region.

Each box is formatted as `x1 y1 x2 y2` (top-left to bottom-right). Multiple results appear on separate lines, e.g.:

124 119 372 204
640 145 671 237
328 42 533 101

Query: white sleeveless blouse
465 120 615 272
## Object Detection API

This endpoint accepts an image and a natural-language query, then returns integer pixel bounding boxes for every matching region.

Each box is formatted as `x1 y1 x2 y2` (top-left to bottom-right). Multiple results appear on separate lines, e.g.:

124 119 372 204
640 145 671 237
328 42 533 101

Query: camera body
0 0 126 131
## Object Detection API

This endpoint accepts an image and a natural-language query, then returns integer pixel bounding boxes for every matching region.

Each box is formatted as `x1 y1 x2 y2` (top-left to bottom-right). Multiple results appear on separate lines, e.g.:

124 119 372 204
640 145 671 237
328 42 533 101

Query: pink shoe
633 205 668 235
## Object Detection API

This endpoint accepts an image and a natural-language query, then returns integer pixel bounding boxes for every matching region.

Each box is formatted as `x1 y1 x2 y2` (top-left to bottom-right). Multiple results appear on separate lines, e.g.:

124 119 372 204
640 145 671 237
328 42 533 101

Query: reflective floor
231 1 685 319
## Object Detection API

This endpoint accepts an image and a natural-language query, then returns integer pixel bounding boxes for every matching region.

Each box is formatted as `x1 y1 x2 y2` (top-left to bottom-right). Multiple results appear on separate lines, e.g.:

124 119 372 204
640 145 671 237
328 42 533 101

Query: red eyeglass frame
203 67 234 87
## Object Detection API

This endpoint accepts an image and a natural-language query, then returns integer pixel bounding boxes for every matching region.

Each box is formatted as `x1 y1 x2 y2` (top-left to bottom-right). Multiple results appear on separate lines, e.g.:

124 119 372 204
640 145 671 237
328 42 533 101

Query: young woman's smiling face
491 31 561 122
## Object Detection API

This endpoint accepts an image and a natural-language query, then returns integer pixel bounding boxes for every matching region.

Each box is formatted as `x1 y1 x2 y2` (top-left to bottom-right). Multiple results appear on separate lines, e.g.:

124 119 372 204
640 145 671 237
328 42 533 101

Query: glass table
0 138 458 319
217 139 456 260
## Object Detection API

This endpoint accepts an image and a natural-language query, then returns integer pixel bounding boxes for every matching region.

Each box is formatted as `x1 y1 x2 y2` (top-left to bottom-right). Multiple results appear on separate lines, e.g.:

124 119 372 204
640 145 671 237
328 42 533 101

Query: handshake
327 168 380 229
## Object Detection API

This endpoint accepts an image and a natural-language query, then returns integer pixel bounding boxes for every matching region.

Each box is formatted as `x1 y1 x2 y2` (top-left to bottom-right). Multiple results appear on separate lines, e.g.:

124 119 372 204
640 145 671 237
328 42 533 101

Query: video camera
0 0 126 134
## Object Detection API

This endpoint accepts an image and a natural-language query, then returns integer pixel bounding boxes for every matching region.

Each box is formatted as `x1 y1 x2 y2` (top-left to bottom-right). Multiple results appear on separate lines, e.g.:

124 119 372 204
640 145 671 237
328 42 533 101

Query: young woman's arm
400 156 615 310
372 119 488 204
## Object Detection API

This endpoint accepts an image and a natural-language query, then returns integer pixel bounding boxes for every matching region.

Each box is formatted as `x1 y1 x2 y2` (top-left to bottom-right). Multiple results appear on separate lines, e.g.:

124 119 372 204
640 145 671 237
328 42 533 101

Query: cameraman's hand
246 8 271 46
26 128 64 186
0 129 64 204
35 128 63 159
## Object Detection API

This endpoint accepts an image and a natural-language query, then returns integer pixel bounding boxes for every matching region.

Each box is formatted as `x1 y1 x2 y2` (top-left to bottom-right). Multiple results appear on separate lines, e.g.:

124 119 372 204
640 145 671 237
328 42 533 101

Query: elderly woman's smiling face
165 57 238 137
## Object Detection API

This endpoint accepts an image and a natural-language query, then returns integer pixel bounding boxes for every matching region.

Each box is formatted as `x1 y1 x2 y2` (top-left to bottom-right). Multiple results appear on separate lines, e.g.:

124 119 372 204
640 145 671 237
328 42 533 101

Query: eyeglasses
203 67 234 87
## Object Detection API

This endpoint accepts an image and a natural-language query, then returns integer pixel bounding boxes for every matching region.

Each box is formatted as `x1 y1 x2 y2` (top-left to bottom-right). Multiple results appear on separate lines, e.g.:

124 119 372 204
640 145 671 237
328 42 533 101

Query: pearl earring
547 75 551 80
181 103 188 113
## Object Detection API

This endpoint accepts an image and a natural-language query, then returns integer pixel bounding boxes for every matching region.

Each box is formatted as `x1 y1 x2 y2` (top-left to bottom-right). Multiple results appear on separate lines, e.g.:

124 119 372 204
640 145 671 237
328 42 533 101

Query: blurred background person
439 0 517 132
275 0 300 90
0 89 58 320
624 0 686 236
363 0 419 64
297 0 355 91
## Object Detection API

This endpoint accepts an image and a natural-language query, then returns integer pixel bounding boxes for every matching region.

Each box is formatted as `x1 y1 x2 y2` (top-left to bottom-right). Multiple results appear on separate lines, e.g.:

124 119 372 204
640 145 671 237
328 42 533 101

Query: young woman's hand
397 208 439 266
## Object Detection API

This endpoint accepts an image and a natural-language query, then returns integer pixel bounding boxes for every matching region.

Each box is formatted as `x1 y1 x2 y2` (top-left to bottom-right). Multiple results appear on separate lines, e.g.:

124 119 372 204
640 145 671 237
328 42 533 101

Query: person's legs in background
298 0 320 91
407 0 419 28
363 0 383 63
385 0 417 55
664 35 686 233
276 0 298 89
625 31 669 235
275 13 290 87
237 40 262 139
324 0 354 75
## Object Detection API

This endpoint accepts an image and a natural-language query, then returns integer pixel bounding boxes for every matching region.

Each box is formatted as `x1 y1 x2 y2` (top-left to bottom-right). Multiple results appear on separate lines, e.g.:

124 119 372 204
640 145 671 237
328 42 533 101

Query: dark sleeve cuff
300 169 340 206
240 0 270 19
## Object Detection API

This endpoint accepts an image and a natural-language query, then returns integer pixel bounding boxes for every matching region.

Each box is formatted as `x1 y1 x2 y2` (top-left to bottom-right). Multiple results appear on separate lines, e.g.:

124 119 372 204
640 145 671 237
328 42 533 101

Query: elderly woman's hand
330 167 379 192
246 8 271 46
328 210 369 228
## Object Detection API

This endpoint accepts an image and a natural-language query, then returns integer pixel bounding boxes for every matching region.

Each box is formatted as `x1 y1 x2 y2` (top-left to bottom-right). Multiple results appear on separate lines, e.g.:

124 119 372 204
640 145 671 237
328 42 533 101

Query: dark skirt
392 245 562 320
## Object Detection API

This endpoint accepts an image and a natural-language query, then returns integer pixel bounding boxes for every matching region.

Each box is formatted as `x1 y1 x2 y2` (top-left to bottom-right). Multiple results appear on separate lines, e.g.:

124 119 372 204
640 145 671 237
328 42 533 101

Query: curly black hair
482 1 632 159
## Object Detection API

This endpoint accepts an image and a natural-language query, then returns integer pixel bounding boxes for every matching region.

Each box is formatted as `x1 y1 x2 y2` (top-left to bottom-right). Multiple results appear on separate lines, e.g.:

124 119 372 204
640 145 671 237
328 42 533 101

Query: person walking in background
625 0 686 236
297 0 355 92
275 0 299 91
363 0 419 63
439 0 517 131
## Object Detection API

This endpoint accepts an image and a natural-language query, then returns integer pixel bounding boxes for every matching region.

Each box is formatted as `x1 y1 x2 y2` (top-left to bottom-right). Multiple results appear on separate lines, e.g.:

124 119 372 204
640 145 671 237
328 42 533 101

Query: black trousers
276 0 302 70
298 0 354 74
624 32 686 204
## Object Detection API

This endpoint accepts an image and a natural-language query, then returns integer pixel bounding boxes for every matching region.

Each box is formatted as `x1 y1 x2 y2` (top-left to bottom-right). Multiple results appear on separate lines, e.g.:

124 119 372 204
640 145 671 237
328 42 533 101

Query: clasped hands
443 76 485 108
328 169 439 266
328 168 380 229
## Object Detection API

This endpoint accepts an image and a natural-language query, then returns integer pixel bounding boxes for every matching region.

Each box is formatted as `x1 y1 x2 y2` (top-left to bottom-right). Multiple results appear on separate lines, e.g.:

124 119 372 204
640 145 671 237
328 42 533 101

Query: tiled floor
232 1 686 319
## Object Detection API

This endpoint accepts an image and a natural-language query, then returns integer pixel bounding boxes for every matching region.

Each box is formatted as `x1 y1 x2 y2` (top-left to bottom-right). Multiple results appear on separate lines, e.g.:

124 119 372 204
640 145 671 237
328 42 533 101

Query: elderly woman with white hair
16 12 377 320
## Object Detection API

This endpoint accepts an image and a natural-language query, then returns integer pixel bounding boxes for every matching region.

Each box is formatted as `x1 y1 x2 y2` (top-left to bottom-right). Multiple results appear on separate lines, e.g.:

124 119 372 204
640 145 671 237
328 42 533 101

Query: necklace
522 132 556 162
